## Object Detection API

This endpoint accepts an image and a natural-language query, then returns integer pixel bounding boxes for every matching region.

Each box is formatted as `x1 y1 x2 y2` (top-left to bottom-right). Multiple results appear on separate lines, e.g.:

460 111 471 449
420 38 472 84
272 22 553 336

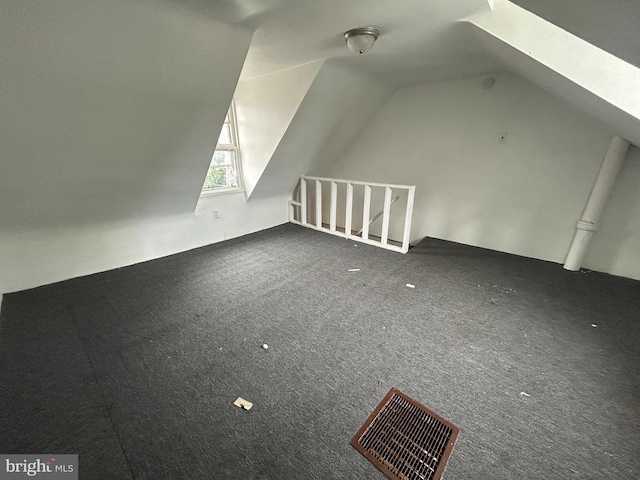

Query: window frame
200 100 243 196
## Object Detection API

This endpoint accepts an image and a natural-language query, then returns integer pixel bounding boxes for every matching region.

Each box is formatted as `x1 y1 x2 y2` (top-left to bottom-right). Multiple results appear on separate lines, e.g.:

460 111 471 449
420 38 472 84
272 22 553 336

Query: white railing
288 175 416 253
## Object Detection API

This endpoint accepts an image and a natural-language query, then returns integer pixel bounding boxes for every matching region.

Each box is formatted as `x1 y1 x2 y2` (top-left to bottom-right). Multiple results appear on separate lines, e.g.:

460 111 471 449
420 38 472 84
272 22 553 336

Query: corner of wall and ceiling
463 0 640 147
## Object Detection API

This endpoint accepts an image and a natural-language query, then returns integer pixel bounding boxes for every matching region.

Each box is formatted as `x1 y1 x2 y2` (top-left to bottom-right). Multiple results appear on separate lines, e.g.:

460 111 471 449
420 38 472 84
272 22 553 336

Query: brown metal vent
350 388 460 480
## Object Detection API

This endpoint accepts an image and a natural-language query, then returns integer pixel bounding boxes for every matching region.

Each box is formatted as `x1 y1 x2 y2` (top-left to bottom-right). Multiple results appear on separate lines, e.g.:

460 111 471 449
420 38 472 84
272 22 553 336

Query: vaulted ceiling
179 0 505 85
510 0 640 69
1 0 638 233
226 0 640 198
179 0 640 84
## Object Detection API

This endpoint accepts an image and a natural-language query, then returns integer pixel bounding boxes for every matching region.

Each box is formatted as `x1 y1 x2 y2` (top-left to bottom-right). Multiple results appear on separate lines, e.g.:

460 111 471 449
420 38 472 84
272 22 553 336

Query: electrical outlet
213 209 220 219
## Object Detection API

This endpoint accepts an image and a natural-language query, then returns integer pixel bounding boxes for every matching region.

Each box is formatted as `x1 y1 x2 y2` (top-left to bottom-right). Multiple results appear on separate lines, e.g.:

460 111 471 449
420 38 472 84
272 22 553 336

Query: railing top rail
301 175 415 191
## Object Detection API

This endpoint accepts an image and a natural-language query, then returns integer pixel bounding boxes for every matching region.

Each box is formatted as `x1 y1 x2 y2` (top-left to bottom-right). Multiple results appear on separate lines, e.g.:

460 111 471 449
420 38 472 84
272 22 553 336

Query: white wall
0 4 393 294
0 0 298 293
250 61 394 199
315 72 640 278
235 61 323 198
0 0 251 230
0 192 289 293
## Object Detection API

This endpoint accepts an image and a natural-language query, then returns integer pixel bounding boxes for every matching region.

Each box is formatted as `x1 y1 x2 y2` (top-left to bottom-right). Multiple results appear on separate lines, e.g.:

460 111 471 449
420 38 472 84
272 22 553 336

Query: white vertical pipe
401 187 416 253
381 187 392 246
564 135 630 271
362 185 371 240
315 179 322 228
345 183 353 236
581 135 630 222
330 181 337 232
300 178 307 225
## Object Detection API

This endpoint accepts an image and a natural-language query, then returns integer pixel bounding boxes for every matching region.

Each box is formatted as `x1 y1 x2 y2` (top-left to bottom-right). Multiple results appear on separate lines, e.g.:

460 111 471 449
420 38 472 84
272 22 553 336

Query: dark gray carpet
1 223 639 479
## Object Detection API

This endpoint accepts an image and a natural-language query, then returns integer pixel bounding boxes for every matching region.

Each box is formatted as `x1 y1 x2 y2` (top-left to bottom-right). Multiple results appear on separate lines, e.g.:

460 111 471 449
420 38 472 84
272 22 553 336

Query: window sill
199 187 245 198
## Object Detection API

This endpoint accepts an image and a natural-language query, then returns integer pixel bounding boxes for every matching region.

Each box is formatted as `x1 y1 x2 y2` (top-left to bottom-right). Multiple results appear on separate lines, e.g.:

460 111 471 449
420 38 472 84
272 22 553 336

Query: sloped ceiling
201 0 508 201
248 61 394 200
0 0 251 230
227 0 639 201
2 0 639 235
235 60 323 198
466 0 640 146
510 0 640 69
207 0 505 86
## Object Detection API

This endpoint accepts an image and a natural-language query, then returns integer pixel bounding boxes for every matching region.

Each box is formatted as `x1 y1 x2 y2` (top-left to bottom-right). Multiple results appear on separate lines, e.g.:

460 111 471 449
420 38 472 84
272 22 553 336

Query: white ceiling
509 0 640 69
178 0 505 86
162 0 640 148
177 0 640 88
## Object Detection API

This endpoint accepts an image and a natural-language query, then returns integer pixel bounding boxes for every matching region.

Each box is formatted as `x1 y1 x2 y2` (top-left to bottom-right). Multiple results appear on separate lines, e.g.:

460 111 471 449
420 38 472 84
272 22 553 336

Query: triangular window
201 101 241 193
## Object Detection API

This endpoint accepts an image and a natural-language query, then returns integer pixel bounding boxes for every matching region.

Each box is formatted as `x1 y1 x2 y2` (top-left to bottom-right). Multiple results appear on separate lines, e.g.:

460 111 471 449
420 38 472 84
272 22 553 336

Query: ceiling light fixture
344 27 380 55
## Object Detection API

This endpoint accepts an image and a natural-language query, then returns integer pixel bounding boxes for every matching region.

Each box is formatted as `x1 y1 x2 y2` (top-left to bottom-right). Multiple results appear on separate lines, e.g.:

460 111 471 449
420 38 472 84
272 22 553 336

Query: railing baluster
362 185 371 241
294 176 414 254
315 179 322 229
381 186 392 246
330 181 337 232
300 177 307 225
345 183 353 236
402 187 416 253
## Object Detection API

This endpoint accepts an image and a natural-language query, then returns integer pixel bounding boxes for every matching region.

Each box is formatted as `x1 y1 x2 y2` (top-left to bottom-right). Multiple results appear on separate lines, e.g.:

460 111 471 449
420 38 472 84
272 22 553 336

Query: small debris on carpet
591 324 597 328
348 268 361 272
406 284 415 288
520 392 531 397
262 343 269 350
234 397 253 410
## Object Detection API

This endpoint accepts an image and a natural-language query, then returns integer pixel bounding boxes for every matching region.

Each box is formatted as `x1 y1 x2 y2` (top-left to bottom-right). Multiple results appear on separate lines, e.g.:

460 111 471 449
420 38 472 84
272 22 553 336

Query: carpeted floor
1 223 639 479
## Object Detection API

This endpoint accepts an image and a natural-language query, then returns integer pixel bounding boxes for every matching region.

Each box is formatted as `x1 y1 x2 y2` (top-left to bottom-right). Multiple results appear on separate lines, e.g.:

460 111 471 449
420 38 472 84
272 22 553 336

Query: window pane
201 102 241 194
226 166 238 188
218 124 232 144
202 165 239 190
203 166 227 189
211 150 232 166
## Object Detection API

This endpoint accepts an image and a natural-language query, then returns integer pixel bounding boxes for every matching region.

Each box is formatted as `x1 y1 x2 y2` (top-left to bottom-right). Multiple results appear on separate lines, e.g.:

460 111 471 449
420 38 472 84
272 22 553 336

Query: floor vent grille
351 388 460 480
